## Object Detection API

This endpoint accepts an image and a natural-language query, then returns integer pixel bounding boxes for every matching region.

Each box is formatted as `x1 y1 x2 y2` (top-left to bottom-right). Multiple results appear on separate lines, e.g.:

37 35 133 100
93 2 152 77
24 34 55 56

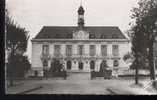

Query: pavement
107 82 157 95
6 80 43 94
5 72 157 95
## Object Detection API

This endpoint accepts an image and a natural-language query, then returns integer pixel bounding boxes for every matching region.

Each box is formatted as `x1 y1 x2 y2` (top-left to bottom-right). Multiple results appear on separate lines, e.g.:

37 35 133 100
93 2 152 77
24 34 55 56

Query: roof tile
34 26 126 39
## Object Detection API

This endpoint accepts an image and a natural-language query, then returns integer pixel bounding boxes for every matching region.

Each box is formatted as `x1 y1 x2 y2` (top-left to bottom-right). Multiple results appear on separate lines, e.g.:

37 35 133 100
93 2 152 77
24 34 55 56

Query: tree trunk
135 58 139 84
135 67 139 84
149 40 155 80
9 44 15 86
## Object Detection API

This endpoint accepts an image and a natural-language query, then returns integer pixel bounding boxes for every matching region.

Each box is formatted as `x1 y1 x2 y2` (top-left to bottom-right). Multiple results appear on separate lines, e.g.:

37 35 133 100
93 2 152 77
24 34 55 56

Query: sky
6 0 138 62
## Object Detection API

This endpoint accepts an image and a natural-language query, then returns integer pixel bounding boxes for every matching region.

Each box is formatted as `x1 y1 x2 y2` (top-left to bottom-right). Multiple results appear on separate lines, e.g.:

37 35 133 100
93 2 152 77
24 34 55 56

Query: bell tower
77 1 85 29
73 0 89 40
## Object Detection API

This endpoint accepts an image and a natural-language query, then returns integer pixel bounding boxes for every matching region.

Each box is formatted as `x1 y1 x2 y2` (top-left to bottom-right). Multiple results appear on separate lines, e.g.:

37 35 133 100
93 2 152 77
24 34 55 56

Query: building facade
31 5 130 76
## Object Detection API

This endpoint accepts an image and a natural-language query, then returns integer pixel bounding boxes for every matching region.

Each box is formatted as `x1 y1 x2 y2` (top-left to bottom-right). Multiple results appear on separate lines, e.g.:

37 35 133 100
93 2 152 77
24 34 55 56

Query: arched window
101 60 107 67
90 60 95 70
99 60 108 72
113 60 119 67
79 62 83 70
43 60 48 67
43 60 48 71
67 61 72 70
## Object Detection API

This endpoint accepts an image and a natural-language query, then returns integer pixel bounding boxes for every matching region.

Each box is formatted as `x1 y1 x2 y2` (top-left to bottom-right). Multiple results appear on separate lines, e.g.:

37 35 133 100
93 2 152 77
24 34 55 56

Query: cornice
31 38 130 43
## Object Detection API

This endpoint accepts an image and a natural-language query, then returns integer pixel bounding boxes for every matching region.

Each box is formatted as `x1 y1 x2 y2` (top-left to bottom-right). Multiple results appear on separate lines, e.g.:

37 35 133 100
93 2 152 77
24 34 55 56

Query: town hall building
31 5 130 76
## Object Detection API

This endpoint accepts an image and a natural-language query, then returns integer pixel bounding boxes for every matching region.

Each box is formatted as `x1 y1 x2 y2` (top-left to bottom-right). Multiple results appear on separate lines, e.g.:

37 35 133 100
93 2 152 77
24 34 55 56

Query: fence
117 67 150 76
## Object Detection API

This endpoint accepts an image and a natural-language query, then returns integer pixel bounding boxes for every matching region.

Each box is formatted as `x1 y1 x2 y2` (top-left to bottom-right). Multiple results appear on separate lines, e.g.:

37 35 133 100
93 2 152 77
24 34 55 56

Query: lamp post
154 35 157 77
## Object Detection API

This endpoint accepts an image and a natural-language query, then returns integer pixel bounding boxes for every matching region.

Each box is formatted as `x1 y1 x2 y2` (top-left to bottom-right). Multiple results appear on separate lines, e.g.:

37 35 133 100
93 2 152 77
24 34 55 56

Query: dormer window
89 34 95 39
54 34 59 38
112 34 118 39
101 34 106 39
67 33 72 38
43 60 48 67
45 34 51 38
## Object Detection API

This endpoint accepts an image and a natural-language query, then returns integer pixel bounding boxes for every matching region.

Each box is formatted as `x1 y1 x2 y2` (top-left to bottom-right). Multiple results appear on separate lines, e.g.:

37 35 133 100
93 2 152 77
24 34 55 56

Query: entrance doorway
90 60 95 70
79 62 83 70
67 60 72 70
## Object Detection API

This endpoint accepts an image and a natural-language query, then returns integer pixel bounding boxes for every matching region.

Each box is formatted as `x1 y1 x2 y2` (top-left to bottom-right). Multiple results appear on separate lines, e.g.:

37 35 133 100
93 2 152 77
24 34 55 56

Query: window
67 61 72 70
113 60 119 67
66 45 72 56
101 34 106 39
54 45 60 56
101 45 107 56
112 34 118 39
90 45 96 56
67 33 72 38
42 45 49 54
90 60 95 70
43 60 48 67
112 45 119 56
89 34 95 39
78 45 84 55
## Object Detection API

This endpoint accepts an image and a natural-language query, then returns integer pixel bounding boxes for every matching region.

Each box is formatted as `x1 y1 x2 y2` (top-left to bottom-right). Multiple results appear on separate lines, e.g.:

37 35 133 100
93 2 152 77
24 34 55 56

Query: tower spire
77 0 85 29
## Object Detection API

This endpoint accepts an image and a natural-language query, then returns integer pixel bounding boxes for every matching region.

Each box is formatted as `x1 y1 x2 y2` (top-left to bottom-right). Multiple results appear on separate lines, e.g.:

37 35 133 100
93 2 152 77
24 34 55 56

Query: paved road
26 72 134 94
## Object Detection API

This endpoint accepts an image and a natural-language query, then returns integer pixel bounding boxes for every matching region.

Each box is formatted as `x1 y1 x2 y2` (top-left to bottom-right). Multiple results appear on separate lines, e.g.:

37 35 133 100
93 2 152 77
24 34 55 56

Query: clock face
73 30 89 39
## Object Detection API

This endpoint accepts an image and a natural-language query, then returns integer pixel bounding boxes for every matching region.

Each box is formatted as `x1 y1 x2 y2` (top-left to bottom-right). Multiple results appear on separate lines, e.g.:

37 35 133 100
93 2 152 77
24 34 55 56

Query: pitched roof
34 26 127 39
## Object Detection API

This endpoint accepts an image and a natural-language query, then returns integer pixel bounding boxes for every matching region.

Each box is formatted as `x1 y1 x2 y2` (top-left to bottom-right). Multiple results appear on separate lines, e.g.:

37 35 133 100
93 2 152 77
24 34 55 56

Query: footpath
5 74 157 95
107 79 157 95
6 80 42 94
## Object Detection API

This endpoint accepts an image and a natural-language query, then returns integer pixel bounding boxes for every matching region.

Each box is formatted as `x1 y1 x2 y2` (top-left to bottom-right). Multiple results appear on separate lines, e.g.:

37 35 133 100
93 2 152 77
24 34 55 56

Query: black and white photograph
5 0 157 95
